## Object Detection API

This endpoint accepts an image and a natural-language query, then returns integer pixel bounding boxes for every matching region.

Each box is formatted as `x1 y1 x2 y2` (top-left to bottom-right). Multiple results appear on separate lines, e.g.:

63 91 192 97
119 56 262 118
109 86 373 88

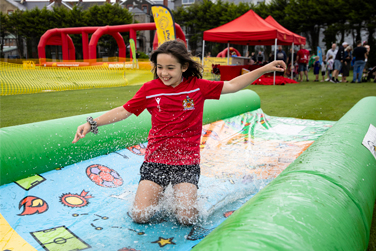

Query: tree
173 0 252 55
254 0 288 22
84 3 133 57
284 0 332 50
22 8 56 58
7 10 26 58
67 6 86 59
2 3 133 60
0 12 10 58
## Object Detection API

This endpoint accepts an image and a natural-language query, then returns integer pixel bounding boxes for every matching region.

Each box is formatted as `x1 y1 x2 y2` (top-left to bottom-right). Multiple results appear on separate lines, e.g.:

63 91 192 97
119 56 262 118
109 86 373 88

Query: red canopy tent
264 16 306 45
202 10 294 85
203 10 293 46
264 15 306 79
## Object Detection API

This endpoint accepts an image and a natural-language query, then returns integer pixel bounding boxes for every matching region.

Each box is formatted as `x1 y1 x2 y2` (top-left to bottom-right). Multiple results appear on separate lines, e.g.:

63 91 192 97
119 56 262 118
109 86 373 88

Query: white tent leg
273 38 277 86
291 42 294 79
202 40 205 67
227 43 230 65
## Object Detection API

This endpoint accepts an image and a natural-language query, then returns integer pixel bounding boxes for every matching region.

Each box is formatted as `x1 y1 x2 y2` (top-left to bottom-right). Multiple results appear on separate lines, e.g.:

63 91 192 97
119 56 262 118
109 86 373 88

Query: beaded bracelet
86 116 98 134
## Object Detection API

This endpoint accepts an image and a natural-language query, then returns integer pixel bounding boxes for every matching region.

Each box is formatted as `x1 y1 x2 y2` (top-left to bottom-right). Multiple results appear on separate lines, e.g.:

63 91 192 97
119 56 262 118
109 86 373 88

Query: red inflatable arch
38 23 186 65
216 47 241 57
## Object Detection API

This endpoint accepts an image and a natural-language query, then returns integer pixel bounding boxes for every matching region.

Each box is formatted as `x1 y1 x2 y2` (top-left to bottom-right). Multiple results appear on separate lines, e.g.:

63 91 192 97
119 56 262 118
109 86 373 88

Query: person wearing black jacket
331 42 348 83
342 46 352 82
351 40 368 83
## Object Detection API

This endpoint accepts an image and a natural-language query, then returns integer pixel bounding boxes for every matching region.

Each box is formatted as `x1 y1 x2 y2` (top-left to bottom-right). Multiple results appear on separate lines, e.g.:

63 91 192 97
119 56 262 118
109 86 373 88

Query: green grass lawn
1 76 375 127
0 71 376 249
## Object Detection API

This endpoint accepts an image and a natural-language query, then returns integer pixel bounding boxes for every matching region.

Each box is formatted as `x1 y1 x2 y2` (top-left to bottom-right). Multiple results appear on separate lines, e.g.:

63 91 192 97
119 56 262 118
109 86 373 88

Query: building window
182 0 194 4
127 5 133 11
142 5 148 13
7 10 14 15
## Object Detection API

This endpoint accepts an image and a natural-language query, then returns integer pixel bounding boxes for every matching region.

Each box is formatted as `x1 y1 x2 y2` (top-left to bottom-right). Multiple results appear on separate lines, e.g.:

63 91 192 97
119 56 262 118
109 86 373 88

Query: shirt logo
156 97 161 111
183 95 195 110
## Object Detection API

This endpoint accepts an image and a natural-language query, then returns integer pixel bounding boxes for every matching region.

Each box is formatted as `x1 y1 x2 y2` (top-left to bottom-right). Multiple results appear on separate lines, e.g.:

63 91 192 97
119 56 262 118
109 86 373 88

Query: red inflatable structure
38 23 186 66
216 47 241 57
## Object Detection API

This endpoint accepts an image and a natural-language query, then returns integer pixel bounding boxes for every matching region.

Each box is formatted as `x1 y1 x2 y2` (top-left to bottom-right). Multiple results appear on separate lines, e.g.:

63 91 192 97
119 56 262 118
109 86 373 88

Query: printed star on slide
151 237 176 247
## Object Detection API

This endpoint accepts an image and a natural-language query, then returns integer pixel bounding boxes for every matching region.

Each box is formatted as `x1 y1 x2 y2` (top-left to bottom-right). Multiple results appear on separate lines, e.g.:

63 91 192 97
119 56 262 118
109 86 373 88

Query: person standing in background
276 46 287 63
296 44 310 82
327 55 334 80
308 50 316 71
276 46 287 76
363 41 371 69
250 52 257 62
325 43 337 81
268 52 274 63
351 40 367 83
332 42 348 83
342 46 352 83
320 55 327 82
256 51 264 65
313 56 321 82
286 48 297 78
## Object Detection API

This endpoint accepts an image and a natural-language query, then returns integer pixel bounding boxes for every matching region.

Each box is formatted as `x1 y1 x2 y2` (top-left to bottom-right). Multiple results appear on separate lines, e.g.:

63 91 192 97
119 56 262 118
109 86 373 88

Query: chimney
49 0 54 3
106 0 111 3
163 0 167 7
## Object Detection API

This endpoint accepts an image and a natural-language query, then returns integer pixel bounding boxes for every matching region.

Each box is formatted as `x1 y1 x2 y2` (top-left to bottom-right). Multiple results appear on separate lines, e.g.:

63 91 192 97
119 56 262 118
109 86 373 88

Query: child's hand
265 60 286 73
72 122 91 143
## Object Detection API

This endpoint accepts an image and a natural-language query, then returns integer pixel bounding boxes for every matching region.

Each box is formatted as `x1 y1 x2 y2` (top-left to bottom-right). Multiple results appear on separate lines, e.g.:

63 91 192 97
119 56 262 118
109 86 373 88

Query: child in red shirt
72 40 286 225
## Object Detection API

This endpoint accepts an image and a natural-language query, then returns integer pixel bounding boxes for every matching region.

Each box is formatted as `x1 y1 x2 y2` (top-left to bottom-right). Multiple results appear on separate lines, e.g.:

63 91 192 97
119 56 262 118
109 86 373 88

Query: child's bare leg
173 183 198 225
131 180 163 223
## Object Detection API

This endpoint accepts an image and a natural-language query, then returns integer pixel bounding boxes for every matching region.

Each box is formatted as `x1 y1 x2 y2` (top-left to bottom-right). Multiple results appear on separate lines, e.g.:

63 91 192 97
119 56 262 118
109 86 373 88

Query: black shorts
139 162 200 189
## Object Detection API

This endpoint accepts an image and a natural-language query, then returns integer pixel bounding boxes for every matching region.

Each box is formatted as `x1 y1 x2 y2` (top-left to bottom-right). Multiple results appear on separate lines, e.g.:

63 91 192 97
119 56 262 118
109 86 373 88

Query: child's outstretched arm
222 60 286 94
72 106 132 143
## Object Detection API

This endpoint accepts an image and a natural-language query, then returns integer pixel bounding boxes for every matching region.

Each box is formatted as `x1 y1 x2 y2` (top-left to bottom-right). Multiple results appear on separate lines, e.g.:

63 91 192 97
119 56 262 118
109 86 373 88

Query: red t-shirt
297 49 310 64
123 77 224 165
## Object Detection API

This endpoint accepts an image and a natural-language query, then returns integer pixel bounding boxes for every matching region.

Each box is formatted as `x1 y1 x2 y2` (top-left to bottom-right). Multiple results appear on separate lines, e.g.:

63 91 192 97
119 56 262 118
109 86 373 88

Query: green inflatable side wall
194 96 376 251
0 90 260 186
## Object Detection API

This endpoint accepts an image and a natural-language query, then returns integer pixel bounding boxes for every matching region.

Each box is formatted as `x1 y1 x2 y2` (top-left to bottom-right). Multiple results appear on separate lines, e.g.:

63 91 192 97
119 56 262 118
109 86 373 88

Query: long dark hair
150 40 203 79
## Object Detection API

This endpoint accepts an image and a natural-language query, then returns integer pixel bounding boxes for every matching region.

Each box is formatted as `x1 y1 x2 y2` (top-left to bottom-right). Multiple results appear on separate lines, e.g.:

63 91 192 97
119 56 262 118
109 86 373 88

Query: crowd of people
270 41 374 83
205 41 374 83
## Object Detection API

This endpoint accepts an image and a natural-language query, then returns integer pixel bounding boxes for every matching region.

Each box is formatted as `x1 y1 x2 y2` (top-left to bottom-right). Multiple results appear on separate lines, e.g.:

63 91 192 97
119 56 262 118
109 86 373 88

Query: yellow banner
152 5 176 47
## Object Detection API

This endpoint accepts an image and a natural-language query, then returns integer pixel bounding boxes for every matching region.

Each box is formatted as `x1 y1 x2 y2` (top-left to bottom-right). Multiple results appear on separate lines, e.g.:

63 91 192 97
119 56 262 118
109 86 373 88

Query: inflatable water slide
1 90 375 251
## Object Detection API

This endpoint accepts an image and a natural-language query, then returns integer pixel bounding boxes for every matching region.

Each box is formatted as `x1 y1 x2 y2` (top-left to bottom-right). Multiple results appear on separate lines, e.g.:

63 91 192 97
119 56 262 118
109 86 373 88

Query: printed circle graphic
158 16 169 30
54 237 67 244
86 164 123 188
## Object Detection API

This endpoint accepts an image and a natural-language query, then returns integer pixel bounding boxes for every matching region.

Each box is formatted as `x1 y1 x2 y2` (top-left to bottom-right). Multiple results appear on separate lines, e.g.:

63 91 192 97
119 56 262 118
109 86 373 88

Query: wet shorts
139 162 200 189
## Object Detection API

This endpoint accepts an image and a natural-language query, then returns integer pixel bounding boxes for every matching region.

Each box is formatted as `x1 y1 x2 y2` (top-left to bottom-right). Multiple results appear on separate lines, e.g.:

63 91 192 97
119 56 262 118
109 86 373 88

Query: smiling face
156 53 188 88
